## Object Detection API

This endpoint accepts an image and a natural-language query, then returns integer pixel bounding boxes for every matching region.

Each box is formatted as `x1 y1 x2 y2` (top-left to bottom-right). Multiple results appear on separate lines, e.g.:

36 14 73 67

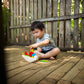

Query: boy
29 21 60 62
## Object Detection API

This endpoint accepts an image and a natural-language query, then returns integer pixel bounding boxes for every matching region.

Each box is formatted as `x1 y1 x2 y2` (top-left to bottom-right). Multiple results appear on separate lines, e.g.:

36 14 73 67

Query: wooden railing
7 0 84 51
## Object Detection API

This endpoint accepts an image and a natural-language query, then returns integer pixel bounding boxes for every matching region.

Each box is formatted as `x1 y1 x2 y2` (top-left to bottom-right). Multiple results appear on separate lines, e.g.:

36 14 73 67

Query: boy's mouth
36 36 40 38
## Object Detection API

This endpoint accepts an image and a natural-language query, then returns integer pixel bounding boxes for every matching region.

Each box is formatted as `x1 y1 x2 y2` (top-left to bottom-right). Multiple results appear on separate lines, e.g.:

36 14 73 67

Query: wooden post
26 0 30 45
52 0 58 45
13 0 17 43
43 0 46 18
29 0 34 44
14 0 17 25
30 0 35 44
81 0 84 50
59 0 65 48
34 0 37 20
47 0 52 37
73 0 80 48
43 0 47 33
30 0 33 20
16 0 19 43
10 0 14 43
22 0 26 43
38 0 42 19
23 0 25 25
65 0 71 48
19 0 23 44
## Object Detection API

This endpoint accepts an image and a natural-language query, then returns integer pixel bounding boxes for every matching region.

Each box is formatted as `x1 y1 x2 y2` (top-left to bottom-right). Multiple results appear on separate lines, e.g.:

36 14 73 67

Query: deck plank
7 59 60 83
72 68 84 84
21 57 70 84
7 60 54 79
39 54 83 84
61 57 84 81
7 56 68 84
57 80 71 84
7 63 35 78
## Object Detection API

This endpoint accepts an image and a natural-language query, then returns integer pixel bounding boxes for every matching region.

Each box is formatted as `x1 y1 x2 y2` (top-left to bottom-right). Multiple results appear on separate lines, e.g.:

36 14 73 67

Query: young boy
29 21 60 62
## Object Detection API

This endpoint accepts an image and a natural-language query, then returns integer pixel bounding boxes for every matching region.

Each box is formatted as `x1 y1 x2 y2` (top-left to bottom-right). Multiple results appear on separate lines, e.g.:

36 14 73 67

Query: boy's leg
43 48 60 58
35 48 60 59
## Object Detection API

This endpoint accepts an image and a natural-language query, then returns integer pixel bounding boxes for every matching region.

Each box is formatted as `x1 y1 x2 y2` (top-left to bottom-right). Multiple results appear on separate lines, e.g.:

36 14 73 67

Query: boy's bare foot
34 51 45 59
50 57 55 60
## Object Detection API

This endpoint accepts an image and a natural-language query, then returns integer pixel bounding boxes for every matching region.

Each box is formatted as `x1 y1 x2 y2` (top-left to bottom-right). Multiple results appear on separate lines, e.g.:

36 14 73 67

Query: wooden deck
5 46 84 84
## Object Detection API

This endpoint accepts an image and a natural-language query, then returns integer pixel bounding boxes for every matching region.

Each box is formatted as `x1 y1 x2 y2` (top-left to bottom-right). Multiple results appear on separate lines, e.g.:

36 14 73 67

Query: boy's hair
31 21 45 31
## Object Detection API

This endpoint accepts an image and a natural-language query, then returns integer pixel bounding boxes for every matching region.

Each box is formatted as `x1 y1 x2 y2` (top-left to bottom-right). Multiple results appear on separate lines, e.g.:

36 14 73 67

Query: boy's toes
50 57 55 60
35 51 45 58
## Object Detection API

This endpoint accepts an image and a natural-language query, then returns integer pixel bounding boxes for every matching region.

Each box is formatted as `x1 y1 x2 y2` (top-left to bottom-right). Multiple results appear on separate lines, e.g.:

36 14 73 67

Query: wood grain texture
5 46 84 84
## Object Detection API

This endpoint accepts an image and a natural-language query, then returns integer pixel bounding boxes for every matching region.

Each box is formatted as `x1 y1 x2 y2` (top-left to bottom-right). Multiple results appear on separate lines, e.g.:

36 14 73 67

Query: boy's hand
29 44 38 49
37 47 42 52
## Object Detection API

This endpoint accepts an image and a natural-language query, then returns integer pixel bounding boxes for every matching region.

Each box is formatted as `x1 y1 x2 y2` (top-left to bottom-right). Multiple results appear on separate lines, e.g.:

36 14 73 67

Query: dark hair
31 21 45 31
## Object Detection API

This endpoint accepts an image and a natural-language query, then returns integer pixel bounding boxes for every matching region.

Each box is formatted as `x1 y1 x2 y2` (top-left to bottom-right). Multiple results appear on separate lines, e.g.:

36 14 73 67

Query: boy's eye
36 31 38 33
35 31 38 34
33 32 38 34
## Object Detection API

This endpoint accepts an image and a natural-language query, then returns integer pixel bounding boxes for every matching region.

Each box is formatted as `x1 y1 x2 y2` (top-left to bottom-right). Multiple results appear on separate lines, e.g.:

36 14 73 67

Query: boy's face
32 28 45 39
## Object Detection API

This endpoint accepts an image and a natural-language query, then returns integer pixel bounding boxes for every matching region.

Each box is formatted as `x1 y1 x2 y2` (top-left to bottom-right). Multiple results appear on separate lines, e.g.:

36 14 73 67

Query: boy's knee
54 48 60 53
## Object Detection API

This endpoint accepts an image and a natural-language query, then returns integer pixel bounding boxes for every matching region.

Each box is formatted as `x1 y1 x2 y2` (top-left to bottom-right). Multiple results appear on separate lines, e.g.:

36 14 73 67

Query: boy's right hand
29 44 38 49
37 47 42 52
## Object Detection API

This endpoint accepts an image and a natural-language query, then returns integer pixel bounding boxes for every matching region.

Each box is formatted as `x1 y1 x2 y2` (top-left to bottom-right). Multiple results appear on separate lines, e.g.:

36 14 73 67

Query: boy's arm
30 39 50 48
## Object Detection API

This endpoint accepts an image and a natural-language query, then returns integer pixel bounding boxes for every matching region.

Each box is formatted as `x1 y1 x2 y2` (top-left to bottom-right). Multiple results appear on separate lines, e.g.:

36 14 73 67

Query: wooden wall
9 0 84 51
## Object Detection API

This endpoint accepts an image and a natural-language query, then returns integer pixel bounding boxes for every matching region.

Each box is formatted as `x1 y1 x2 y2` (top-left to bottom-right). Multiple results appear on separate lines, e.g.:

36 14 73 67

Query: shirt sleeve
43 34 50 40
36 38 39 43
36 33 50 43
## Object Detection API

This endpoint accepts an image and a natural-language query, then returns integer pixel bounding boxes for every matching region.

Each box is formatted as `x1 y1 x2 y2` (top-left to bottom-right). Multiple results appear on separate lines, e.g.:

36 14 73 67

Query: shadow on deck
5 46 84 84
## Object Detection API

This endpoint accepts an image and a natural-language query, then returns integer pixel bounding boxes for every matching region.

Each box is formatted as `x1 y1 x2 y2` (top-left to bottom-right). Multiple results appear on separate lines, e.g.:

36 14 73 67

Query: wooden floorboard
4 46 84 84
22 57 71 84
72 68 84 84
39 54 83 84
61 57 84 81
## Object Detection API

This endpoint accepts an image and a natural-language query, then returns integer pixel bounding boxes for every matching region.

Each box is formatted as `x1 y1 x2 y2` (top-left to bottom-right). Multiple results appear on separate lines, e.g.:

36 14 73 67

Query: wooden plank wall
9 0 84 51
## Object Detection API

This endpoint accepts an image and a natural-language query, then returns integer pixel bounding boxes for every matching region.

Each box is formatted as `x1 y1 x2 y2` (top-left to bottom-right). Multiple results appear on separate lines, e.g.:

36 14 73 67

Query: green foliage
78 42 81 46
57 0 60 16
71 19 74 29
2 7 11 32
71 0 74 15
45 21 48 24
79 0 83 13
79 18 82 31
